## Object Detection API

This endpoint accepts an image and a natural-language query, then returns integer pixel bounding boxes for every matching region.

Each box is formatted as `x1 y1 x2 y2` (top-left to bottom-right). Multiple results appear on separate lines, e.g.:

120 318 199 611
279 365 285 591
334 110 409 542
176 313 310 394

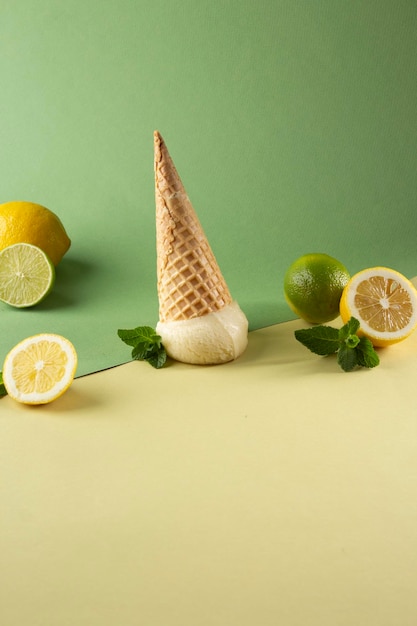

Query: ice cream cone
154 130 232 323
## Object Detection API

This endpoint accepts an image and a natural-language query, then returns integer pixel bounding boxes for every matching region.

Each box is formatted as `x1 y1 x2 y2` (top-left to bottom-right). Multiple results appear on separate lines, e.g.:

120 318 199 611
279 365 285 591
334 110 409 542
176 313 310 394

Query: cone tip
154 131 162 168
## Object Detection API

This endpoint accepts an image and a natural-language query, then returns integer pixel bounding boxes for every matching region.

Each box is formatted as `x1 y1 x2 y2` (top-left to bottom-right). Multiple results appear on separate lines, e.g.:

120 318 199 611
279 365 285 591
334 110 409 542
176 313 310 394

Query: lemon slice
2 334 77 404
339 267 417 347
0 243 55 307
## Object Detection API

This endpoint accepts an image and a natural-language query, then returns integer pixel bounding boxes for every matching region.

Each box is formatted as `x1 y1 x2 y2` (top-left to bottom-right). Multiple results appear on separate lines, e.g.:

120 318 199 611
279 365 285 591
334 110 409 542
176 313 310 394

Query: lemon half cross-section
3 334 78 404
339 267 417 347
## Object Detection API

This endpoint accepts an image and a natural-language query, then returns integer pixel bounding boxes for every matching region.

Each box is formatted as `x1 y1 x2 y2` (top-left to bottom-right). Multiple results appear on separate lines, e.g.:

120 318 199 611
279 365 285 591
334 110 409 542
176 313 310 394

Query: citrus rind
0 243 55 308
284 252 350 324
3 333 78 405
0 200 71 266
339 267 417 347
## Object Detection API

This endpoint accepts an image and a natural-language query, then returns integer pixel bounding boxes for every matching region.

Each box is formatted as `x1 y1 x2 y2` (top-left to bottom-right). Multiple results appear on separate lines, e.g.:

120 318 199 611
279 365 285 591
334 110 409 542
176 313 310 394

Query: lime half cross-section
0 243 55 308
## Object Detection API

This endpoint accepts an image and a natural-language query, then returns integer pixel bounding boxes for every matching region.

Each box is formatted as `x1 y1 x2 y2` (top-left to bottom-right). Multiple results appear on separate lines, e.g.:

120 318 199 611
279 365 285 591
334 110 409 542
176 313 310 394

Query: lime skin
284 253 350 324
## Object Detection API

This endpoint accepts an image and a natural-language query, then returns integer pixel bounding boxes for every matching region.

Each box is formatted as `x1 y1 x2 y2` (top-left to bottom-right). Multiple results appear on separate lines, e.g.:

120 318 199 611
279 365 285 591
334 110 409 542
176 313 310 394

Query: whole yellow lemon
0 200 71 266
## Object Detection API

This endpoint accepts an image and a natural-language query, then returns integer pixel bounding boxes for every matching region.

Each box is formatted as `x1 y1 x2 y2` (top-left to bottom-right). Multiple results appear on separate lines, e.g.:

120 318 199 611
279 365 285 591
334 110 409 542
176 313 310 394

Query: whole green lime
284 253 350 324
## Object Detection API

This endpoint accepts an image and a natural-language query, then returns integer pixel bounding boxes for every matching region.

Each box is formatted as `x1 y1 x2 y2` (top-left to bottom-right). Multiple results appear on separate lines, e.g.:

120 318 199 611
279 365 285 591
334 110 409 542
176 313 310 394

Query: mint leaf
344 334 360 349
356 337 380 369
337 344 359 372
0 372 7 397
118 326 167 369
338 317 360 341
295 316 380 372
131 342 154 360
294 325 340 355
117 326 159 347
147 345 167 369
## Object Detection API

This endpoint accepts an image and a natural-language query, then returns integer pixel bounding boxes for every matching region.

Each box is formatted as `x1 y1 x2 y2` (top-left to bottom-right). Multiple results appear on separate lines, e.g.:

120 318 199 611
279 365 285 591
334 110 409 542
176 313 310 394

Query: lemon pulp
3 334 78 404
340 267 417 347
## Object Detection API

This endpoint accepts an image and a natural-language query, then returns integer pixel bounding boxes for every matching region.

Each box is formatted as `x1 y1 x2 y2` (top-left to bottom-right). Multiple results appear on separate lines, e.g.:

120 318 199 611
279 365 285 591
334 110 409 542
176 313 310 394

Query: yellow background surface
1 313 417 626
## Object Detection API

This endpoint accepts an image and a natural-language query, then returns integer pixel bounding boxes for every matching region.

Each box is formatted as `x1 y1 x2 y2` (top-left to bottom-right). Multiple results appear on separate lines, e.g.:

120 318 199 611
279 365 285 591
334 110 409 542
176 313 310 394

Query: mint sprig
295 317 379 372
0 372 7 397
117 326 167 369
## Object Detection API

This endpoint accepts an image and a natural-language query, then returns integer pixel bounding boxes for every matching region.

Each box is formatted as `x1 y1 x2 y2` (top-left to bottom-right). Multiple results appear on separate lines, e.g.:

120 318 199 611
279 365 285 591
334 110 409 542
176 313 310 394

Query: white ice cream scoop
156 301 248 365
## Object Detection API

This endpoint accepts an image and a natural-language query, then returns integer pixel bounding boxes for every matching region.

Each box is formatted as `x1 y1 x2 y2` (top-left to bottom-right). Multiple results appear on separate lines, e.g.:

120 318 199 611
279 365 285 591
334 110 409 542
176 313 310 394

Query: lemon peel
339 267 417 347
0 200 70 265
3 334 77 405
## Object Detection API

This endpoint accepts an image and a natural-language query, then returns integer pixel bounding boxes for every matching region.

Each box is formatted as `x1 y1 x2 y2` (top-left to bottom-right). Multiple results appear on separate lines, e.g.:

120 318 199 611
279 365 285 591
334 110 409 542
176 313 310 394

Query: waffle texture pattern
154 131 232 322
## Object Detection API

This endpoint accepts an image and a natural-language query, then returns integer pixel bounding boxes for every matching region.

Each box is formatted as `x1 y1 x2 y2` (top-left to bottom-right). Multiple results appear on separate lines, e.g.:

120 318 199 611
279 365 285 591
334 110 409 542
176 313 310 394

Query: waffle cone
154 130 232 322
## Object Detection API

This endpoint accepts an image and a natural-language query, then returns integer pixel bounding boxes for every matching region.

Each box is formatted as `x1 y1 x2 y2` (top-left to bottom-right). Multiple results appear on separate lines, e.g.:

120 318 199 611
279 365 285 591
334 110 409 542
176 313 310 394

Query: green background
0 1 416 376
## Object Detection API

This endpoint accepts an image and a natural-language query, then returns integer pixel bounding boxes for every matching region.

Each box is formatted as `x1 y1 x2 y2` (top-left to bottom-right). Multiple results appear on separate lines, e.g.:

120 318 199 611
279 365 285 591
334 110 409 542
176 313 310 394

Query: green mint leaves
295 317 380 372
117 326 167 369
0 372 7 397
